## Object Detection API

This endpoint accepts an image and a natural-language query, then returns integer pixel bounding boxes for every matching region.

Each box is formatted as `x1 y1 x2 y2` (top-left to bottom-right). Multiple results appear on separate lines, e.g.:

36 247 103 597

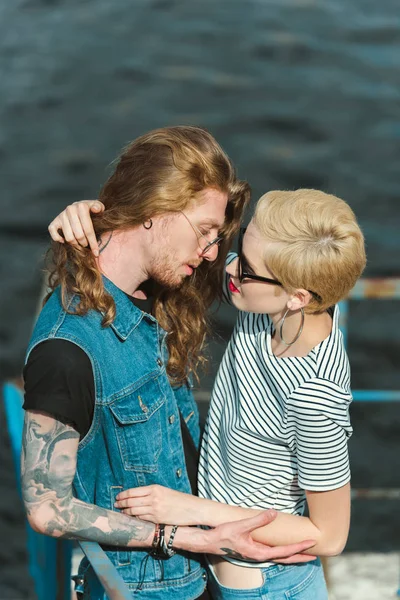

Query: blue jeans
207 559 328 600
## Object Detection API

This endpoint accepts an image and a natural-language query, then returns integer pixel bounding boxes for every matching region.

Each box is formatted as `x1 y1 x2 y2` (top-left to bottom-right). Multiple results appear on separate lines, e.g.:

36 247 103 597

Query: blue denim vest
26 277 207 599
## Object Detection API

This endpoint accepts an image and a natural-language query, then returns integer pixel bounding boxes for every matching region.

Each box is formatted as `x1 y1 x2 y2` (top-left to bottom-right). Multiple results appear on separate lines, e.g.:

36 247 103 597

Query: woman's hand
114 485 200 526
48 200 105 256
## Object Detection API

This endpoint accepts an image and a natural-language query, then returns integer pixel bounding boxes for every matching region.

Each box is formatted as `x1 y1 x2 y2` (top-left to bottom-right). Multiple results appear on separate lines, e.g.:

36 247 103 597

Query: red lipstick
228 279 240 293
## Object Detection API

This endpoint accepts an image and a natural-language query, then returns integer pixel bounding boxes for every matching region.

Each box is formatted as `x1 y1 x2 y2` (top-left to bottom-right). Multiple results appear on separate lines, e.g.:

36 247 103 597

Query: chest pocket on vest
109 377 165 473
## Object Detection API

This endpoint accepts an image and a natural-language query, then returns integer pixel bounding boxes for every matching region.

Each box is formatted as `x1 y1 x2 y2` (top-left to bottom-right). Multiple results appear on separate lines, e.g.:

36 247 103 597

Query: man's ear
287 289 312 312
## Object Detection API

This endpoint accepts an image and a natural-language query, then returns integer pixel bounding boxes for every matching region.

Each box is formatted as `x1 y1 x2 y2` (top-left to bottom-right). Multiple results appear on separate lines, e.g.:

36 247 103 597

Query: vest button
202 571 207 581
168 415 175 424
157 358 163 367
176 468 182 478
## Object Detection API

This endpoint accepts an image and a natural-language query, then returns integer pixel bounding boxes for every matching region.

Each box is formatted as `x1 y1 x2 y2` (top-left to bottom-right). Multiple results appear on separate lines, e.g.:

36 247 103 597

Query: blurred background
0 0 399 598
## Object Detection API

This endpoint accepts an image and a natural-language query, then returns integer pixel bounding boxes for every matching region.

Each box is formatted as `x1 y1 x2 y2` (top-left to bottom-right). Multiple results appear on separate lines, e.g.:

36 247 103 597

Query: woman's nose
225 256 239 277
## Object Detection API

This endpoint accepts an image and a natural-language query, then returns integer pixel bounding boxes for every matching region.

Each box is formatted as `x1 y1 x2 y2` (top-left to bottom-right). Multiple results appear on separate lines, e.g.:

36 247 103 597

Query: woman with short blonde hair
53 187 366 599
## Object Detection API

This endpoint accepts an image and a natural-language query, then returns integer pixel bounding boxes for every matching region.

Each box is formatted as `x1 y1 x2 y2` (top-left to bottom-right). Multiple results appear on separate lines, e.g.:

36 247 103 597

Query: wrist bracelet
152 523 161 551
160 524 178 558
151 523 168 559
166 525 178 556
151 523 177 559
158 524 166 553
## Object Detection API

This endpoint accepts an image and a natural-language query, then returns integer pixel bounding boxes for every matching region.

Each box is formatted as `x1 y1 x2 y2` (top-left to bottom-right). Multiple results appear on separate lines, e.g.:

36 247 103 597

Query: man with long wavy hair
21 126 312 599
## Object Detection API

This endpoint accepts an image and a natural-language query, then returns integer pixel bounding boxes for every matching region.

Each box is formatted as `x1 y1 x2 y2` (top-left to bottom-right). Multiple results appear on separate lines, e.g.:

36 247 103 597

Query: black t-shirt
23 339 95 437
23 300 199 495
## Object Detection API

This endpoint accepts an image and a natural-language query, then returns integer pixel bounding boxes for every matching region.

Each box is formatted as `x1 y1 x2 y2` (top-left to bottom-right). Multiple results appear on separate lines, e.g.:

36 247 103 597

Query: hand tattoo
220 548 259 563
21 411 153 547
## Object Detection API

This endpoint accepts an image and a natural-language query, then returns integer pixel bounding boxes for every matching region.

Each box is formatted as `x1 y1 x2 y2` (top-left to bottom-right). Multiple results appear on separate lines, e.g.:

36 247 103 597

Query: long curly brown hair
47 126 250 383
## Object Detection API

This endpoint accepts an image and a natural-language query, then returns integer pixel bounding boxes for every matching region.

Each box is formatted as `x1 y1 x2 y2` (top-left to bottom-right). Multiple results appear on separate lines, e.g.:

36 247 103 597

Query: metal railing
339 277 400 597
339 277 400 501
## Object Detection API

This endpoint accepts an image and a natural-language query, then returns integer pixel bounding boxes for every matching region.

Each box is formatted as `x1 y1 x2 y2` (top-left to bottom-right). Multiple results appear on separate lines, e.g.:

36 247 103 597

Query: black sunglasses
238 228 283 286
238 228 322 303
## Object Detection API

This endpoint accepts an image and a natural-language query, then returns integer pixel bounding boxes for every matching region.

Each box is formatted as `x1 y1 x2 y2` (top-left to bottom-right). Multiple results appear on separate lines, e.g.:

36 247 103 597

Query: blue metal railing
338 278 400 403
339 277 400 597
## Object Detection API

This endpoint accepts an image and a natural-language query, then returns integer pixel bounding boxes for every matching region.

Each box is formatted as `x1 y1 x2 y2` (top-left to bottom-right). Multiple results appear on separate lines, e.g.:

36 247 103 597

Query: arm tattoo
21 411 153 547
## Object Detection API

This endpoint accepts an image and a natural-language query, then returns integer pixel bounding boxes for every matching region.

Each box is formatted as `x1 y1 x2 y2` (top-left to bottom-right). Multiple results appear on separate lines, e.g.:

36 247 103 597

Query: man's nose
201 243 219 262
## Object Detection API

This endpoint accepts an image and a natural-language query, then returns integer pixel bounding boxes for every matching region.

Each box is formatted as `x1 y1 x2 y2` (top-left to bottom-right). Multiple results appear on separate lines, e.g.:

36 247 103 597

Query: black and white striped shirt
198 254 352 563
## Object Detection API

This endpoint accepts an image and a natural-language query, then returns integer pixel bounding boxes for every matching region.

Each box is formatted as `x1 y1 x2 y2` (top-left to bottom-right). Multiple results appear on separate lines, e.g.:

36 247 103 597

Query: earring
279 307 305 346
143 219 153 230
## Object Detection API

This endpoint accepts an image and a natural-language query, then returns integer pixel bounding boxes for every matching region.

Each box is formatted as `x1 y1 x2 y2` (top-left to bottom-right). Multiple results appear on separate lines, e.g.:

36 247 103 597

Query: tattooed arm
21 410 154 547
21 410 315 561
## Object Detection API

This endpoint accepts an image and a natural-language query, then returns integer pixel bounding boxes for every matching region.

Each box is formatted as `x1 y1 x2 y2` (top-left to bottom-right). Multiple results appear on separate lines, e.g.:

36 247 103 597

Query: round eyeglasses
181 211 223 256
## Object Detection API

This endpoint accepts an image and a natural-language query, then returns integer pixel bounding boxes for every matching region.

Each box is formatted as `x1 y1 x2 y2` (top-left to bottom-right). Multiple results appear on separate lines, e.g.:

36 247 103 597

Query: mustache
188 260 203 269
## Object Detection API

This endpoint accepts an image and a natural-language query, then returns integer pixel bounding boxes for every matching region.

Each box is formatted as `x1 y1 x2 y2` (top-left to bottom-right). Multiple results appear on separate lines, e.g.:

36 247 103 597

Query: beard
149 251 188 290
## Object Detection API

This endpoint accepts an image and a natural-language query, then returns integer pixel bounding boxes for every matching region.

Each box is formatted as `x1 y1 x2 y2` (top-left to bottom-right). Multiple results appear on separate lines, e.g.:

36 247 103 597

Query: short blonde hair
253 189 366 313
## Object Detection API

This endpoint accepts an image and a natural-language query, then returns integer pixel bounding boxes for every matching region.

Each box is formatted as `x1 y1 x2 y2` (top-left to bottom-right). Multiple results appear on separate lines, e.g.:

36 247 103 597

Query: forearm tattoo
21 411 153 547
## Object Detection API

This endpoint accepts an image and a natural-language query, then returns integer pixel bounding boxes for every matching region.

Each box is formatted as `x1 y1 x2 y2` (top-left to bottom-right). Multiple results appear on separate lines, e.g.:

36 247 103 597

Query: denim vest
26 277 207 599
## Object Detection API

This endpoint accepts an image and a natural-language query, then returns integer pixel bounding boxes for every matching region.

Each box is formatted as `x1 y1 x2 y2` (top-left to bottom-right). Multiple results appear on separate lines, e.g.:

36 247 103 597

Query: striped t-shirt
198 254 353 564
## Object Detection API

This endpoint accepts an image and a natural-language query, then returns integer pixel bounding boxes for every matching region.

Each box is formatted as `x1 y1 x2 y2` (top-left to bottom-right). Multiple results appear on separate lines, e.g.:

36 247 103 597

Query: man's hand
174 510 316 564
48 200 104 256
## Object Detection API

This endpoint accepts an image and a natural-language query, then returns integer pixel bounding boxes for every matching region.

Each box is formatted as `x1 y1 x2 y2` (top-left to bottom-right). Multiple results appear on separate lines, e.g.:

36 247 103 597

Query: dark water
1 0 399 596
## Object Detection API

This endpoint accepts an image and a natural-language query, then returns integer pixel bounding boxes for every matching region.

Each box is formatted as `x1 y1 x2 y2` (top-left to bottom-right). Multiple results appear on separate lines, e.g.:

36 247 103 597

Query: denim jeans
207 559 328 600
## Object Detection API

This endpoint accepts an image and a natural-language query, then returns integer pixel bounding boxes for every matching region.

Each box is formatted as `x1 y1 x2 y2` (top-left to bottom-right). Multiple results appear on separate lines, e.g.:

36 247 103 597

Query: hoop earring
143 219 153 230
279 308 305 347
